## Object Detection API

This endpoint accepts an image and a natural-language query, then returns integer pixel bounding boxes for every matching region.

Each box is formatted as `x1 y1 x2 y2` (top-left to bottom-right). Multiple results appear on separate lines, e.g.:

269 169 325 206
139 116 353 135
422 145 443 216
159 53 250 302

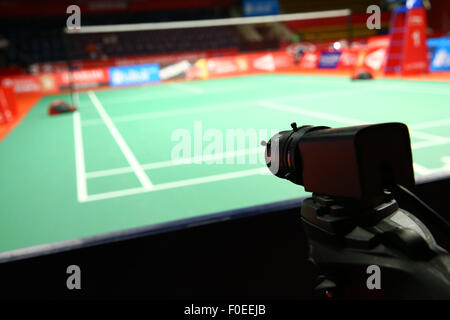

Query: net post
62 27 78 108
347 9 353 46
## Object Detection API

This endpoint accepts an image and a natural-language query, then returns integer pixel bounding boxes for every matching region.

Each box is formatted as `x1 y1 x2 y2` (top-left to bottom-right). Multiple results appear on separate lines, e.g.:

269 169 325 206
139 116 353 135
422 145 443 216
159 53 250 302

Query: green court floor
0 74 449 255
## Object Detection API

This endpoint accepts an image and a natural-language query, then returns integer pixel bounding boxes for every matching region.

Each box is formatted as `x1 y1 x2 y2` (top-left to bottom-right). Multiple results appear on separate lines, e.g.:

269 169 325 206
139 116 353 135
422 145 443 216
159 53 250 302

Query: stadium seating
0 3 392 67
1 9 236 66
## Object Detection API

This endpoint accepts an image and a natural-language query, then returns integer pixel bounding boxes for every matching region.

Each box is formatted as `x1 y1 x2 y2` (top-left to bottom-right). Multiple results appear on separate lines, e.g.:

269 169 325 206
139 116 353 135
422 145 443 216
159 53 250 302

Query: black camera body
264 122 450 299
265 123 415 206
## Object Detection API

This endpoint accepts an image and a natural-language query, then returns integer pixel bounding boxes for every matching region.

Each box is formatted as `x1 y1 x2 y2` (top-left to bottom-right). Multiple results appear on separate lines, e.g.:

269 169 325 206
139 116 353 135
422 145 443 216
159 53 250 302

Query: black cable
395 184 450 234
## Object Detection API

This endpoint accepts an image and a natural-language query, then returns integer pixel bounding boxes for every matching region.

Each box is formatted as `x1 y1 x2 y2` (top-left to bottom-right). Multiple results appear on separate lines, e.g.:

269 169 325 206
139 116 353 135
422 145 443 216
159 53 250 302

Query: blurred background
0 0 447 72
0 0 449 299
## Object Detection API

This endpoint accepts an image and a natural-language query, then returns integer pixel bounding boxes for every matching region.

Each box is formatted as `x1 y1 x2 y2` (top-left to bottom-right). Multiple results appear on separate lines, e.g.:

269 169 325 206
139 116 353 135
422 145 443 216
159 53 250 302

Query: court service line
273 88 377 104
410 118 450 130
383 84 450 95
94 81 282 106
73 111 88 202
169 82 205 94
83 161 448 203
83 88 372 127
84 167 267 202
81 100 252 127
259 100 449 146
258 100 366 126
87 91 154 190
86 147 265 179
255 76 450 95
89 78 377 111
408 131 448 142
411 138 450 150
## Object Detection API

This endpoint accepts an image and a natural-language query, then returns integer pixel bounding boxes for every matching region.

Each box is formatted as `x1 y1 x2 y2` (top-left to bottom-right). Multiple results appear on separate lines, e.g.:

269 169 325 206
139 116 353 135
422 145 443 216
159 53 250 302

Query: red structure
385 0 428 75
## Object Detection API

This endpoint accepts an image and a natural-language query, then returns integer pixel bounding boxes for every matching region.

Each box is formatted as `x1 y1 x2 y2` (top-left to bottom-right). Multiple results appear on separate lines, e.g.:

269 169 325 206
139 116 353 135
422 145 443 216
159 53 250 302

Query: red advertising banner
364 47 387 71
0 87 16 124
30 49 239 73
206 56 243 77
351 46 388 75
0 75 42 94
338 49 358 69
341 35 390 73
0 74 59 94
186 51 295 80
0 68 109 94
298 52 320 69
249 51 294 72
54 67 110 89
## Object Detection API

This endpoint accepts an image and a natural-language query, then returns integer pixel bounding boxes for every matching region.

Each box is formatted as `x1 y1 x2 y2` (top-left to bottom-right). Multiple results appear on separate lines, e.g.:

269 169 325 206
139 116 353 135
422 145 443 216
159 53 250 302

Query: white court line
73 111 88 202
84 98 448 182
410 118 450 130
84 167 267 202
86 147 265 179
259 100 448 144
383 84 450 95
276 88 375 104
169 82 204 94
94 82 277 106
414 157 450 183
414 161 450 176
82 100 251 127
87 91 154 190
411 138 450 150
86 166 133 179
78 83 448 202
260 100 449 175
258 100 366 125
408 131 448 142
90 80 377 111
82 89 364 127
261 98 450 175
413 163 433 175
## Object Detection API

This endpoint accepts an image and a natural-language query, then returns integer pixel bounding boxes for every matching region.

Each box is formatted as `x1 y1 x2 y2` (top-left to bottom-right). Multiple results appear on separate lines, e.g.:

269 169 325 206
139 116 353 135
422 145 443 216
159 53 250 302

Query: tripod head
264 122 450 299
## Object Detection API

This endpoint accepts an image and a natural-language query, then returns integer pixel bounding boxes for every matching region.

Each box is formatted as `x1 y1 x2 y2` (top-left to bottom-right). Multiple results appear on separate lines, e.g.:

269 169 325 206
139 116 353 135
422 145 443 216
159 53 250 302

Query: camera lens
264 124 329 186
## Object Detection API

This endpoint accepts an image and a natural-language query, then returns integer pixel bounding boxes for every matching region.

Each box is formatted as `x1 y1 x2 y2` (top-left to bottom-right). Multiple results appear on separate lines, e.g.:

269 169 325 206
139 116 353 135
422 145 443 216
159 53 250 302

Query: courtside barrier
0 86 17 125
3 34 447 96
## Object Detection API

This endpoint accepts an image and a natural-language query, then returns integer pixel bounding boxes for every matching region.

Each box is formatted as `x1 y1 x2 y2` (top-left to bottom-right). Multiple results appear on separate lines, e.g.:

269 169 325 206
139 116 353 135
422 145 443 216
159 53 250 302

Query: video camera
264 122 450 299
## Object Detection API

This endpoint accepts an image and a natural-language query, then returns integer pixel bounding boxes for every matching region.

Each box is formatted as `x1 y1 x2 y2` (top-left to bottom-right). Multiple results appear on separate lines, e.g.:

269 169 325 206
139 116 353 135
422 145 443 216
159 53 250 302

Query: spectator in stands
0 34 9 66
84 41 100 59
